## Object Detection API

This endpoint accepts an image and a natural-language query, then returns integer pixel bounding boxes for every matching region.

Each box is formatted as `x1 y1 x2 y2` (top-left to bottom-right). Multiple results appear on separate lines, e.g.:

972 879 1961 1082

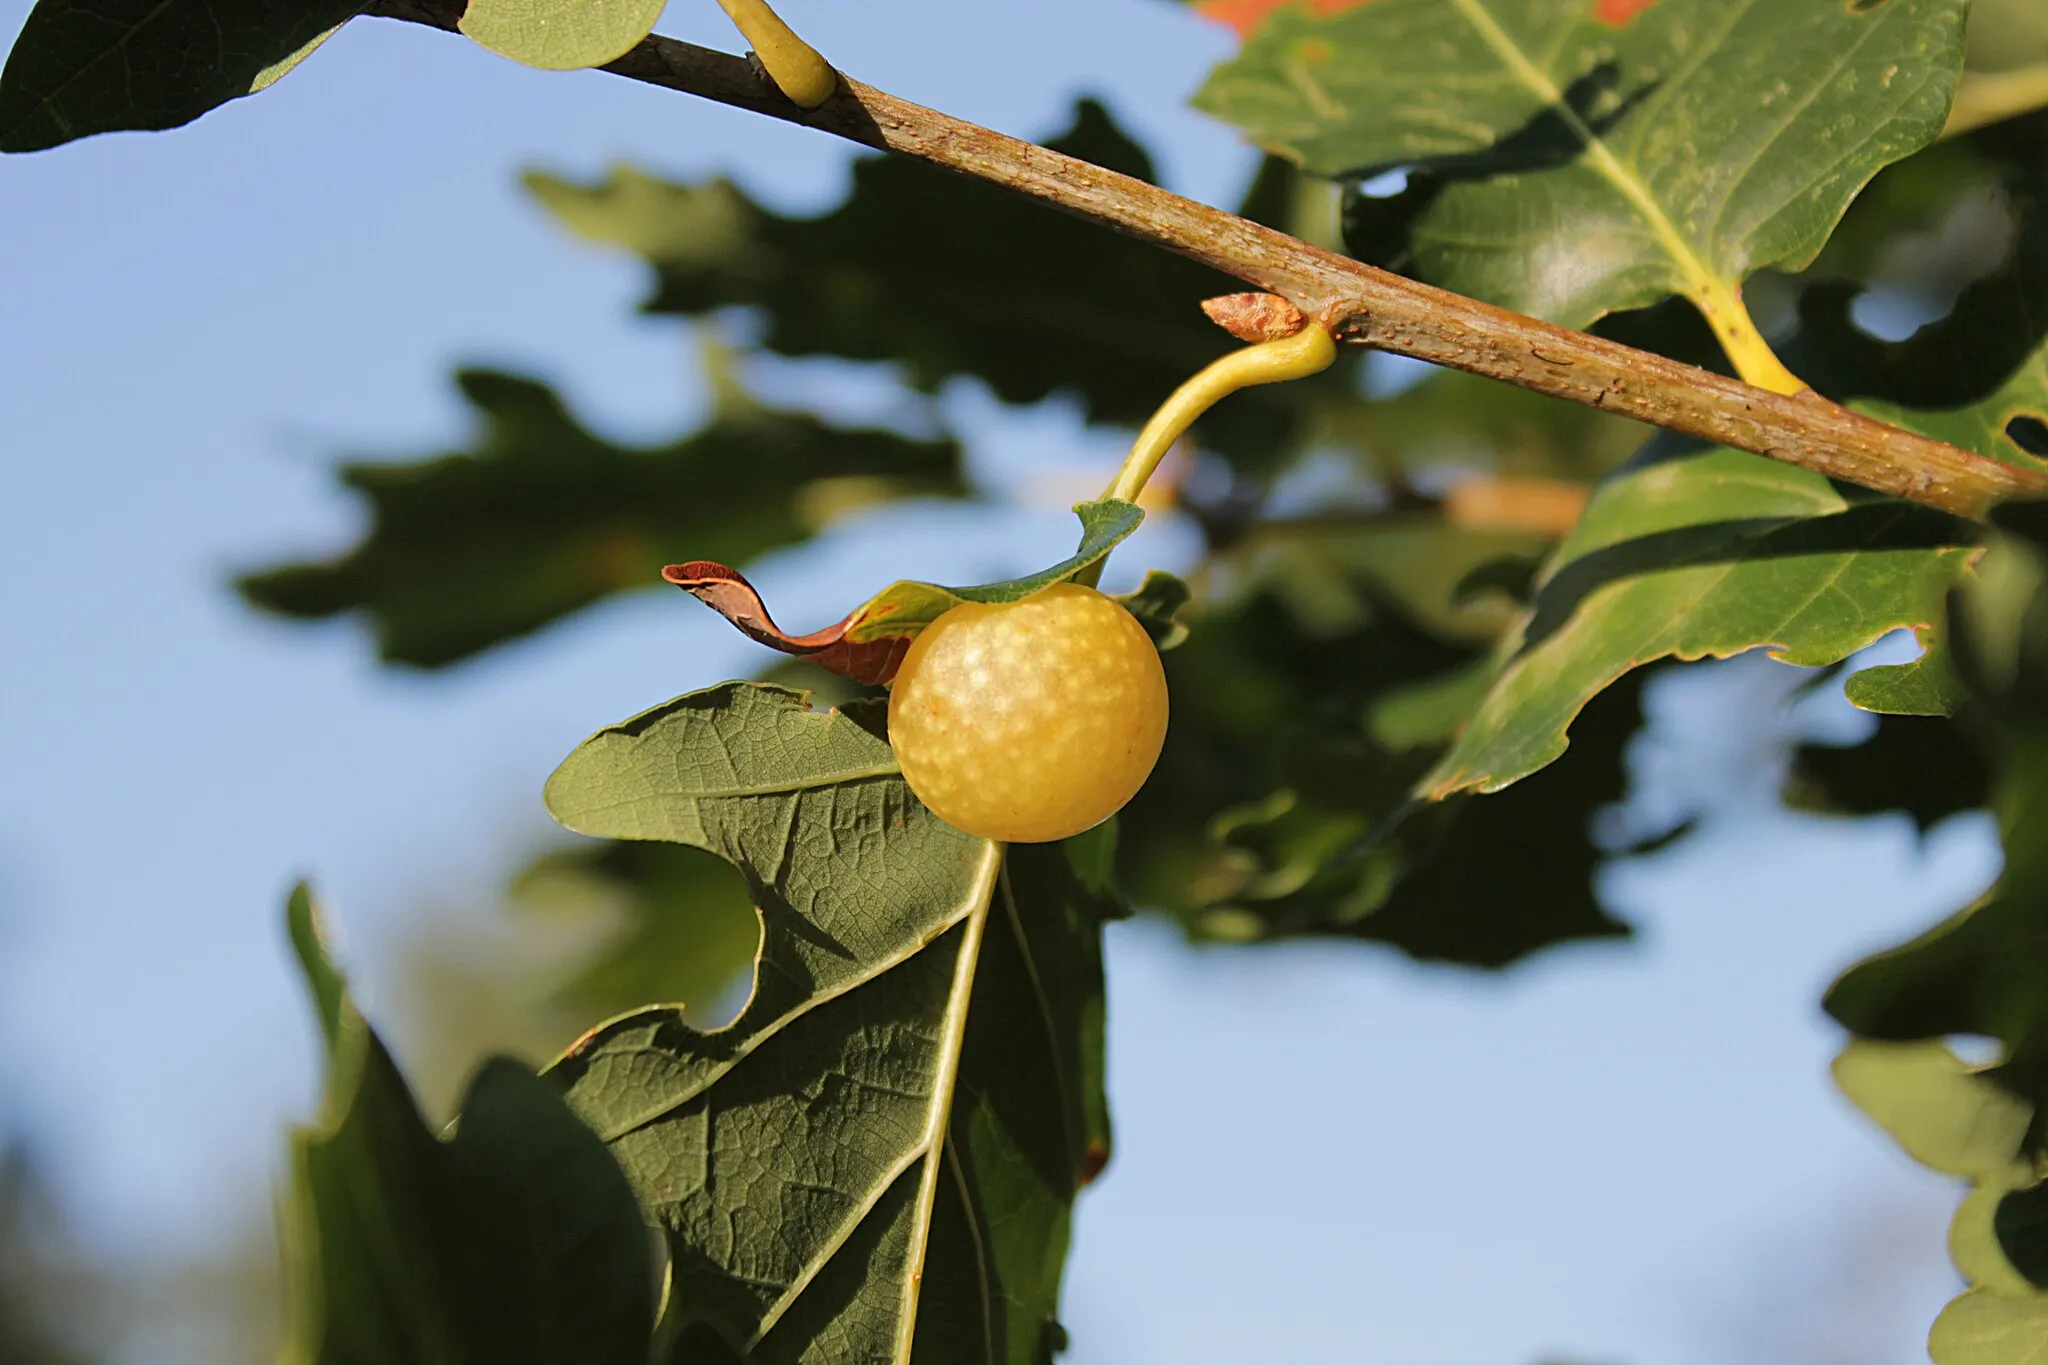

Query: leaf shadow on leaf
1519 502 1979 658
1341 63 1659 270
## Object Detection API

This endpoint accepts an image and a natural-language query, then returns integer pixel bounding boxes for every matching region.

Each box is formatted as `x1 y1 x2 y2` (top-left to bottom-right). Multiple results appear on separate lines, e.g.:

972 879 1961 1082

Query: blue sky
0 2 2003 1361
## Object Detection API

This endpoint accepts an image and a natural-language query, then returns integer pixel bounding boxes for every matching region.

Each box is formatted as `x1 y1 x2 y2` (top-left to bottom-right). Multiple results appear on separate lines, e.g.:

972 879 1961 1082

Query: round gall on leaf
887 582 1168 843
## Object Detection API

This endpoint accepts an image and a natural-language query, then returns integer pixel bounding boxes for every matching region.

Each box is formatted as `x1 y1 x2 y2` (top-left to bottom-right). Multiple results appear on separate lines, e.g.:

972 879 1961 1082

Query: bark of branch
369 0 2048 521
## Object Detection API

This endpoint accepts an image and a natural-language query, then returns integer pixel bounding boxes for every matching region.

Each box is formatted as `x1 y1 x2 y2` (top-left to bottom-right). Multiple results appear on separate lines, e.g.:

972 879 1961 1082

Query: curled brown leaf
663 561 911 685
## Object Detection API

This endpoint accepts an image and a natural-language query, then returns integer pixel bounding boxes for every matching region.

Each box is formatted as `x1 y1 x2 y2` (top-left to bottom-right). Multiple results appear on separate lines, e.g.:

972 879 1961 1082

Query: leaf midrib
891 861 997 1365
589 836 994 1142
735 841 1005 1356
1446 0 1723 304
562 761 901 819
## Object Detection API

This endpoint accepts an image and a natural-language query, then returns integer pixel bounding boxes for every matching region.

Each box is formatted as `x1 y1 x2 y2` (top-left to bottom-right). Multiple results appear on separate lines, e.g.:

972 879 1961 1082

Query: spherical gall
887 581 1168 843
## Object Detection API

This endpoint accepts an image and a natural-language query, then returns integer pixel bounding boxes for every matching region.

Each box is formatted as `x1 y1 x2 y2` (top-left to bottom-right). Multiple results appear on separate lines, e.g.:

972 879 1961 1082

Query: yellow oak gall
887 582 1168 843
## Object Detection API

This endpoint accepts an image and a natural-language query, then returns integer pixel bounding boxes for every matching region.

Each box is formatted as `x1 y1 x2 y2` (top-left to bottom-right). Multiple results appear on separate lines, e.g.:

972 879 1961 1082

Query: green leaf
236 368 964 668
1787 709 1991 830
1197 0 1966 333
541 683 1108 1360
1108 518 1638 966
1420 443 1979 800
1844 646 1967 717
459 0 667 71
524 100 1326 471
1856 315 2048 487
1825 729 2048 1100
1822 507 2048 1360
280 884 655 1365
1113 570 1192 651
0 0 368 152
1952 1185 2042 1298
1440 292 2044 803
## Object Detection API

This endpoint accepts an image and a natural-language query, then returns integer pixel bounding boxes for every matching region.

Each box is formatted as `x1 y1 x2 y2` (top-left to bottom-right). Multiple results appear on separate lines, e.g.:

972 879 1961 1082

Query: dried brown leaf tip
663 561 911 686
1201 292 1308 343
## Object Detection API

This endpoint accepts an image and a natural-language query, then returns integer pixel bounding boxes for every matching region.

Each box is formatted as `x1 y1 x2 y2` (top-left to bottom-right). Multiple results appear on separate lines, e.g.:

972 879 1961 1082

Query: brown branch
369 0 2048 520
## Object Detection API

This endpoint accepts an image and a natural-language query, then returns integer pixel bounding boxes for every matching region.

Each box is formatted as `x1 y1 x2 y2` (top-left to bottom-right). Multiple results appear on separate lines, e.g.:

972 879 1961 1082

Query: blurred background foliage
226 85 2048 1083
7 0 2048 1358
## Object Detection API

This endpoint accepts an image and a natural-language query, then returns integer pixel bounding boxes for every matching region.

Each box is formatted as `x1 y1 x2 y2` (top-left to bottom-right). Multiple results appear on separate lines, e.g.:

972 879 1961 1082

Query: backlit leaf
460 0 667 71
1932 1292 2048 1365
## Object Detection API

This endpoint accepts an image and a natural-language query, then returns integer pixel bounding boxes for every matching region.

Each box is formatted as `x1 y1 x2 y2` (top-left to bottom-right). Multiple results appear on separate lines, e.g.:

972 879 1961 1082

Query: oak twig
369 0 2048 520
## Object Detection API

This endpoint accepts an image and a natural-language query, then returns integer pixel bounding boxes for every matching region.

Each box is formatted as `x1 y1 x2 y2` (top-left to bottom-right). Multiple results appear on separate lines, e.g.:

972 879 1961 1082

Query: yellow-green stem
1691 281 1805 396
1103 325 1337 505
714 0 835 108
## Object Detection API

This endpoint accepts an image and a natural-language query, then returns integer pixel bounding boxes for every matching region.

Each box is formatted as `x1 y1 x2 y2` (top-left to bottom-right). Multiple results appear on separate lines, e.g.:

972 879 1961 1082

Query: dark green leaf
1345 666 1646 966
280 884 655 1365
1200 0 1964 335
236 368 964 667
1787 155 2048 415
1111 517 1635 965
0 0 367 152
524 99 1329 472
1788 710 1991 830
1114 570 1192 651
1824 731 2048 1099
542 684 1107 1361
1825 507 2048 1361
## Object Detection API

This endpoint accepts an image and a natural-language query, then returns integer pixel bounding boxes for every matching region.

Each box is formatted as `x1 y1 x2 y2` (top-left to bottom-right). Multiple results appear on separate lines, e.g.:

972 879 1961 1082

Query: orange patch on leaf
1591 0 1659 27
1196 0 1377 39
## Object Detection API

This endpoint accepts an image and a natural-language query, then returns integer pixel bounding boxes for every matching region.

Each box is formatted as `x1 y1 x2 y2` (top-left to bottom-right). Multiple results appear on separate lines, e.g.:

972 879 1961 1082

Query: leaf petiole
1691 277 1805 397
714 0 836 108
1101 322 1337 507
